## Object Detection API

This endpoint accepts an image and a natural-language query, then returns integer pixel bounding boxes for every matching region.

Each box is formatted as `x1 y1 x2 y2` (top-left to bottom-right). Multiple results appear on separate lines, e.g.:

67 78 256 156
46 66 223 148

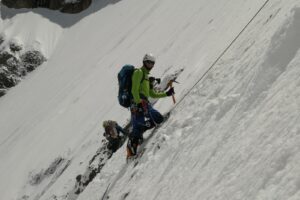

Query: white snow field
0 0 300 200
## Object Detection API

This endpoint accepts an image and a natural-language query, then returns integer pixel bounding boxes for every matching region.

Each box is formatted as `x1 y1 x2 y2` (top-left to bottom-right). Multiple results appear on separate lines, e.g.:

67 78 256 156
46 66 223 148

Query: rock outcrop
1 0 92 13
0 36 46 97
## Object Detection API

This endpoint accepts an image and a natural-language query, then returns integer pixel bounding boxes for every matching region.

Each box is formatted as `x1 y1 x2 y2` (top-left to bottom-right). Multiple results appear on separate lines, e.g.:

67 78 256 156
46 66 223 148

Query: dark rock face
0 66 19 88
28 157 69 186
2 0 33 8
0 88 6 97
0 36 4 45
62 0 92 13
0 51 14 65
21 50 46 72
1 0 92 13
9 40 23 52
0 36 46 97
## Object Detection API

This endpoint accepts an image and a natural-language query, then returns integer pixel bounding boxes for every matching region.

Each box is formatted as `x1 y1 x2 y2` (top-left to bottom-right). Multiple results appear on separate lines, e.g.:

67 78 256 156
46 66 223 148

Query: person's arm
116 125 128 135
149 88 167 98
131 69 144 104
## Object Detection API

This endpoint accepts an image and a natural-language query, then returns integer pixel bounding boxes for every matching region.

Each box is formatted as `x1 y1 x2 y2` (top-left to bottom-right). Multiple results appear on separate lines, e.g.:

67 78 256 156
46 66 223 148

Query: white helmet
143 53 156 63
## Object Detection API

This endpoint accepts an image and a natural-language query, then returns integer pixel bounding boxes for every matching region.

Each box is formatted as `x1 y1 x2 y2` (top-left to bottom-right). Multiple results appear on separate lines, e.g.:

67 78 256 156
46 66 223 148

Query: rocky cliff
1 0 92 13
0 35 46 97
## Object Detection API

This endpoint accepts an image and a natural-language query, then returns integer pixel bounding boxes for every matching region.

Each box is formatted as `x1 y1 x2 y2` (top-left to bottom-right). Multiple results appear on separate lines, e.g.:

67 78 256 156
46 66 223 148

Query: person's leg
131 111 146 139
127 111 146 157
147 105 164 125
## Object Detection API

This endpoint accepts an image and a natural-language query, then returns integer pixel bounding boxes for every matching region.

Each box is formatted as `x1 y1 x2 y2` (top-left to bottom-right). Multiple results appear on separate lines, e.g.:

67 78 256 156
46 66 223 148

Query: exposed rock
0 51 14 65
9 40 23 52
48 0 63 10
0 44 46 96
2 0 32 8
0 66 20 88
61 0 92 14
2 0 34 8
44 157 64 176
7 56 26 76
21 50 46 72
1 0 92 13
0 88 7 97
28 170 44 185
0 35 4 46
29 156 66 186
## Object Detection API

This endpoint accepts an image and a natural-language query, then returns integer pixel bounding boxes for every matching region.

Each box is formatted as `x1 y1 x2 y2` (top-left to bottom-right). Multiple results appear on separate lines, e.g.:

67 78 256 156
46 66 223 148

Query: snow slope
1 0 300 199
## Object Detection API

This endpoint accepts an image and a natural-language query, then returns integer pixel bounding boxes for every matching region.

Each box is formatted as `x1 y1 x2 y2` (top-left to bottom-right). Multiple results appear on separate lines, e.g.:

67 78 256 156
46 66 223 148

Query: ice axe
167 79 178 104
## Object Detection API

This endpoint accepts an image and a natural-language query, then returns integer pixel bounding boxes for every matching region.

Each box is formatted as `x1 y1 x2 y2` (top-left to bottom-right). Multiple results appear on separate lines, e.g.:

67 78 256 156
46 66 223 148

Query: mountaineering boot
126 137 144 160
126 138 138 159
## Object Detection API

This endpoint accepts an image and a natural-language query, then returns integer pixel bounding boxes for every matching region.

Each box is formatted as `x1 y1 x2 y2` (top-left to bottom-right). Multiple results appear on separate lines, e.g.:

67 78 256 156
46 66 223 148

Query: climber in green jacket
126 53 175 158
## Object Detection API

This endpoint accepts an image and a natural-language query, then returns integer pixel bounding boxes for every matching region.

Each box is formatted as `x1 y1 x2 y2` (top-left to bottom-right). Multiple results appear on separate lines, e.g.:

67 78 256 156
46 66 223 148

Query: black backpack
117 65 134 108
117 65 145 108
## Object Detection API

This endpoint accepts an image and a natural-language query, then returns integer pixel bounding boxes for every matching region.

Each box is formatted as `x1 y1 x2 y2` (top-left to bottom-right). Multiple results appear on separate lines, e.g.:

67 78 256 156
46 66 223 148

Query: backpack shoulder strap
134 68 145 84
141 70 145 83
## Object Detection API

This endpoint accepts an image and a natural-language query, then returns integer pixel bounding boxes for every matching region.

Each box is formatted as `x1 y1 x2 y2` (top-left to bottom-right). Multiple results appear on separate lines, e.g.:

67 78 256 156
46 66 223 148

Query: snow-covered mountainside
0 0 300 200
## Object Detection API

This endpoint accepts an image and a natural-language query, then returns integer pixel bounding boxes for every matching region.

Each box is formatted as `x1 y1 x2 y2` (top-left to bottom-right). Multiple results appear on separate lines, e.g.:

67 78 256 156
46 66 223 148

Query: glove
166 87 175 96
156 78 161 84
149 77 156 83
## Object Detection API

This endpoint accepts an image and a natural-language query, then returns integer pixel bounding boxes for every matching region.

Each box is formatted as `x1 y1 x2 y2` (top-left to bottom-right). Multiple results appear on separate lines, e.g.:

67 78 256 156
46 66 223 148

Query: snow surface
0 0 300 199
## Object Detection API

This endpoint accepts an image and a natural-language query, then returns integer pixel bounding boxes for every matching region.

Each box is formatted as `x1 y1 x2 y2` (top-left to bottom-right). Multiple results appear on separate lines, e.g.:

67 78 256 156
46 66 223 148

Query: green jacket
131 66 167 104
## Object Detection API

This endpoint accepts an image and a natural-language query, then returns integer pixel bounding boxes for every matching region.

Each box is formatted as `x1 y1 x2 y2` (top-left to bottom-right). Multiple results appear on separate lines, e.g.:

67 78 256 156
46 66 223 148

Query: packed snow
0 0 300 200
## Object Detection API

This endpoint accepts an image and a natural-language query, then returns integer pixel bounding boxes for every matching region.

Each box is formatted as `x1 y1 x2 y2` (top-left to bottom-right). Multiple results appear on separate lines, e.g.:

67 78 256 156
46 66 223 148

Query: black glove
149 77 156 83
156 78 161 84
166 87 175 96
